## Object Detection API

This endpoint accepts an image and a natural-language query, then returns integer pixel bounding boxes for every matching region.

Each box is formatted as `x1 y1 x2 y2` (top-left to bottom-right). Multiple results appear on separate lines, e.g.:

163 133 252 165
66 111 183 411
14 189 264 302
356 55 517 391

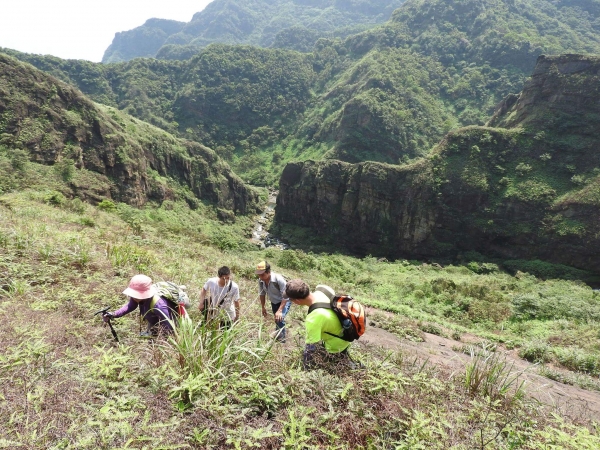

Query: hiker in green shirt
284 279 352 369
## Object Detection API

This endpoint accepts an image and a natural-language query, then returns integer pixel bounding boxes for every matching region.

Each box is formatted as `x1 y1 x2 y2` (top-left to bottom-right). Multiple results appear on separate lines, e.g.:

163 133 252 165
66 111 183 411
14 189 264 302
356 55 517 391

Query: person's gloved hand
102 312 114 323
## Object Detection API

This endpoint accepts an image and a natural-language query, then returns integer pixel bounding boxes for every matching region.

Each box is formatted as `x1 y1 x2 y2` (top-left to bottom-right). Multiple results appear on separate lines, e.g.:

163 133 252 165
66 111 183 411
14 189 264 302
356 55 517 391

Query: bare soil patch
360 323 600 422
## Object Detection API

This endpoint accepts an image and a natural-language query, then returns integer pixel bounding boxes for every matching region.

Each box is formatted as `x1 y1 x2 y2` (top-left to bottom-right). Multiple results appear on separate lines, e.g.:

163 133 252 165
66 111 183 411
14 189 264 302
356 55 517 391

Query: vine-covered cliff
277 55 600 273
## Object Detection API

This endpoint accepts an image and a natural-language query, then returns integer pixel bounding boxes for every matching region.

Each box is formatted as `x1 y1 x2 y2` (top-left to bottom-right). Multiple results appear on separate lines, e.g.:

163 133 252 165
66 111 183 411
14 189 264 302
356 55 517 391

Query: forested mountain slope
4 0 600 185
102 0 405 62
0 53 260 214
277 54 600 275
103 18 186 63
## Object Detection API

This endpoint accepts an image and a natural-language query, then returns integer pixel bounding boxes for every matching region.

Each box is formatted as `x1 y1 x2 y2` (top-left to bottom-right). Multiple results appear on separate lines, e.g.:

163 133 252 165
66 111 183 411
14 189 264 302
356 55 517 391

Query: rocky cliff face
488 54 600 133
0 53 260 214
277 159 438 256
277 54 600 273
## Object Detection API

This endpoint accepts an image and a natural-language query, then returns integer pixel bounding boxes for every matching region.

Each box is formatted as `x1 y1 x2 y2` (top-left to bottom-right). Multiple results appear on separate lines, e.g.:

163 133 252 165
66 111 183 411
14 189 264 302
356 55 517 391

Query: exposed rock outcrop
0 53 260 213
277 160 437 257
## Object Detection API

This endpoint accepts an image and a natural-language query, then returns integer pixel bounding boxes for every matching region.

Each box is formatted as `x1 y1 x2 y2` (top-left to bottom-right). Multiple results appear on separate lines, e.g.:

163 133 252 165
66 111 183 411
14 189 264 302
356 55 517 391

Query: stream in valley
251 190 290 250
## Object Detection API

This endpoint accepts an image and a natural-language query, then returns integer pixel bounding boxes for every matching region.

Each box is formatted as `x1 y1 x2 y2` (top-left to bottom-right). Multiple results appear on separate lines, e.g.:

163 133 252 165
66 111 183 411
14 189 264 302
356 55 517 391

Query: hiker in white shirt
199 266 240 328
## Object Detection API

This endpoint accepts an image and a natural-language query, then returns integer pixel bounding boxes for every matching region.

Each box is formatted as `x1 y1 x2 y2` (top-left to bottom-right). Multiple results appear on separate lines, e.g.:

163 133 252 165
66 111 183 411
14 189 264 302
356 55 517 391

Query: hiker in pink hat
103 274 176 336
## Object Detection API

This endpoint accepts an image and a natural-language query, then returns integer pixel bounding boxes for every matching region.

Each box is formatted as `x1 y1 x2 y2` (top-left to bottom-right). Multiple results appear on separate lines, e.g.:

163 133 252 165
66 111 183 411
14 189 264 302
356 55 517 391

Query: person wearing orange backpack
284 279 362 369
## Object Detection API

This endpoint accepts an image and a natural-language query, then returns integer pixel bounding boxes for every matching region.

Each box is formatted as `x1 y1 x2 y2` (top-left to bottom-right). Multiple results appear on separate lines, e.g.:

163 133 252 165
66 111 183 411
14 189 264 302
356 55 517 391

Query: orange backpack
309 295 367 342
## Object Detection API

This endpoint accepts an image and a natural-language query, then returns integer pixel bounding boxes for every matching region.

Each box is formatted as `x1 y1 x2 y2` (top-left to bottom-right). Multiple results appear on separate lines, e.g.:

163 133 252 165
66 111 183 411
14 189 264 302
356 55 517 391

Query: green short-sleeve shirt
305 293 351 354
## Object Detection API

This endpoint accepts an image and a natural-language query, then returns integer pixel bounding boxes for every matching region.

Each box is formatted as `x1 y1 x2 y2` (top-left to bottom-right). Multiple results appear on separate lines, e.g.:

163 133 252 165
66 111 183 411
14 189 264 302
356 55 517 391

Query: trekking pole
93 306 119 342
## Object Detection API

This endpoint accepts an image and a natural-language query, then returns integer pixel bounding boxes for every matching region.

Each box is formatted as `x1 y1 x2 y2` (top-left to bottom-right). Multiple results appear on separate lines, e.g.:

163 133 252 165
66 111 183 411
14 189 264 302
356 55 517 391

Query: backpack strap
308 301 347 341
308 302 331 315
148 294 177 318
217 281 233 307
142 295 161 320
149 295 159 310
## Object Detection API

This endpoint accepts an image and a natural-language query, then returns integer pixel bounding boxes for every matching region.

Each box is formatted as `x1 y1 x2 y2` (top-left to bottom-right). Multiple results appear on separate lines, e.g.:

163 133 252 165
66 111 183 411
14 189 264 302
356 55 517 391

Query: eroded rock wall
277 160 438 257
277 55 600 273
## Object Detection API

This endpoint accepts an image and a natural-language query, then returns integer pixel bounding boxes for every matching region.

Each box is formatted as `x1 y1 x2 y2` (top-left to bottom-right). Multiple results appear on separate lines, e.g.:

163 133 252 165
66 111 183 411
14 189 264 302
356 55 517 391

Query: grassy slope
1 160 600 447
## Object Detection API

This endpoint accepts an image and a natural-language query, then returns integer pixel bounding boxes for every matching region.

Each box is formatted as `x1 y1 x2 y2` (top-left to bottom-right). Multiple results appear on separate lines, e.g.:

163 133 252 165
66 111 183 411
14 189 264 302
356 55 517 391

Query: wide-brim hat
123 274 157 299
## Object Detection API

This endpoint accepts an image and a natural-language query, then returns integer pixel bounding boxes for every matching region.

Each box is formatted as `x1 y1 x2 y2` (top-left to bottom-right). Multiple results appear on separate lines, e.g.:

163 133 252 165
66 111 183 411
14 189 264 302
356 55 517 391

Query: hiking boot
347 360 365 370
270 329 286 343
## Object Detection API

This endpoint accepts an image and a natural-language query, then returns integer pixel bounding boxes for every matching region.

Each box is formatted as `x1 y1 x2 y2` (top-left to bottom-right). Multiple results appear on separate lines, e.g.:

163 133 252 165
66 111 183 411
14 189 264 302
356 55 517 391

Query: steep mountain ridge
0 53 260 213
277 54 600 273
5 0 600 185
102 0 405 62
392 0 600 71
103 19 186 63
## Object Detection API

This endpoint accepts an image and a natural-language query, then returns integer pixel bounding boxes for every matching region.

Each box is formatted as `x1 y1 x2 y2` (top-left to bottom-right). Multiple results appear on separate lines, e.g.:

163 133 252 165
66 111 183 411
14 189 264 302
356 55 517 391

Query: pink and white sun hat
122 274 157 299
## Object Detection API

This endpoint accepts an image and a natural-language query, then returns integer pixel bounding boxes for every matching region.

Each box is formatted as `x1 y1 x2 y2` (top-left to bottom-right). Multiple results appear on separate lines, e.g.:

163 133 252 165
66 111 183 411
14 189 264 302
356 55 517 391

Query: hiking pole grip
93 307 119 343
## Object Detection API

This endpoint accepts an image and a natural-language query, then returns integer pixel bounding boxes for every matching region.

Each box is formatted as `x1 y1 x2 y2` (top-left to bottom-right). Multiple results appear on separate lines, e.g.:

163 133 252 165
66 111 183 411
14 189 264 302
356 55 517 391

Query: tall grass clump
166 317 272 377
464 343 527 406
164 316 276 411
106 242 156 274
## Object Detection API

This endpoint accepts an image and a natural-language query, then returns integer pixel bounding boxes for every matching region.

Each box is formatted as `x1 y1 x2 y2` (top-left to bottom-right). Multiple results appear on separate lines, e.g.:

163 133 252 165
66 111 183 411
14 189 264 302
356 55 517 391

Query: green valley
5 0 600 186
2 0 600 447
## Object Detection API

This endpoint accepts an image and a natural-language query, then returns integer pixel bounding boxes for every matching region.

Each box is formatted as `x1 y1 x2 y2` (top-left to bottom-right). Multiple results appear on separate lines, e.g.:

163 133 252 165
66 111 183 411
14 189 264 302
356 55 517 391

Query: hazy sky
0 0 214 62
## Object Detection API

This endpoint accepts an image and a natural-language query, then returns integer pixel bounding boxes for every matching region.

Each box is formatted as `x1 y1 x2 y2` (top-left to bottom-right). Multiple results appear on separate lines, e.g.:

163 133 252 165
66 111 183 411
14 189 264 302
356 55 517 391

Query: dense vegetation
276 55 600 278
6 0 600 185
2 158 600 447
103 0 406 62
0 53 261 213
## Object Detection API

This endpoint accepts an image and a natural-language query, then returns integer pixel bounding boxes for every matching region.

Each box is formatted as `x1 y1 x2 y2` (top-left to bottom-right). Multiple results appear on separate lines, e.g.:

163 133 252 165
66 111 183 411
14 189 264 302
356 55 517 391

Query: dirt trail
359 321 600 422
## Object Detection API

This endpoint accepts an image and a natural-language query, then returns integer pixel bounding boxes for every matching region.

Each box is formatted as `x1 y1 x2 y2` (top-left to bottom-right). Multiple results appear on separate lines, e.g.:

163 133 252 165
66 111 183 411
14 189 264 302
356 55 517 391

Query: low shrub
76 216 95 227
418 322 445 336
539 366 600 391
97 199 117 212
44 190 66 207
553 347 600 376
466 261 500 274
519 340 551 363
431 278 457 294
512 292 600 321
317 255 357 283
468 300 512 323
503 259 593 281
278 250 317 272
67 198 86 214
